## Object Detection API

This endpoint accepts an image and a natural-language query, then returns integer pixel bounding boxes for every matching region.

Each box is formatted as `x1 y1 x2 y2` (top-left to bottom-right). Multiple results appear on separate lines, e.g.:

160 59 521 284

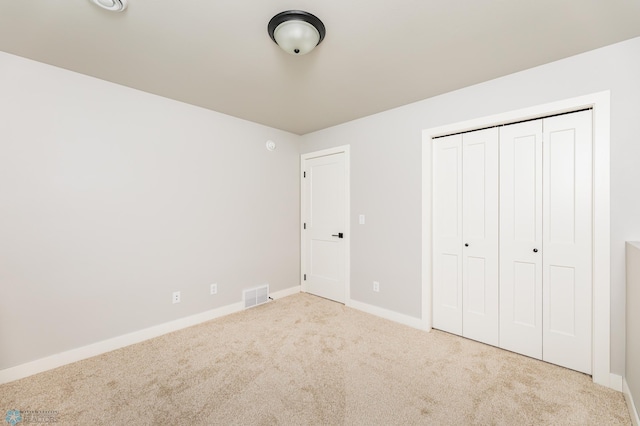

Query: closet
432 127 499 346
432 109 593 374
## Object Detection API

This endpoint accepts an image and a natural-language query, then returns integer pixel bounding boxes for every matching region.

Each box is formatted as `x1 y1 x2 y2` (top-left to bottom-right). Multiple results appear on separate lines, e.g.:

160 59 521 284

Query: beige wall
0 52 300 370
626 242 640 414
300 37 640 375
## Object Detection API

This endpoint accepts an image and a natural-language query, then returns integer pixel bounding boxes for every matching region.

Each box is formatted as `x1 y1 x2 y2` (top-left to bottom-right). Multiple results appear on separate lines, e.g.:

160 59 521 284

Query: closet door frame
422 91 612 389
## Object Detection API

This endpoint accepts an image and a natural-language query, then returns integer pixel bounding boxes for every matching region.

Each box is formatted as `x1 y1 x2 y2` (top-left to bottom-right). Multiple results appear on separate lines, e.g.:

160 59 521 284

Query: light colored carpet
0 293 631 425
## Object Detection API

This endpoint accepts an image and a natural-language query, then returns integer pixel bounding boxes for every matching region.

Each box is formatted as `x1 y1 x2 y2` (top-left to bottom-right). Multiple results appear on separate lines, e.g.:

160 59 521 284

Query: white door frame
301 145 351 303
422 91 612 388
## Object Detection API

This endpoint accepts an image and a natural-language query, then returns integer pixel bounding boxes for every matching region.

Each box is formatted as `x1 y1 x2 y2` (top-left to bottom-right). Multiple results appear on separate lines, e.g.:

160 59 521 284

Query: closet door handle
464 243 469 247
533 248 538 253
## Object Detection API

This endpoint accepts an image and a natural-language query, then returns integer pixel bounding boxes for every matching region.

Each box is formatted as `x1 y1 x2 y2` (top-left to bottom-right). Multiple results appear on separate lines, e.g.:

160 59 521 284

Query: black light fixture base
267 10 326 46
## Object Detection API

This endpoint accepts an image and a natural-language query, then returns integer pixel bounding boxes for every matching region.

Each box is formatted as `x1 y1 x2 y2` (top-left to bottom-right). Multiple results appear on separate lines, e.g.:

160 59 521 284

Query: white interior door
499 120 543 359
461 128 499 346
542 110 592 374
432 134 463 335
302 152 347 303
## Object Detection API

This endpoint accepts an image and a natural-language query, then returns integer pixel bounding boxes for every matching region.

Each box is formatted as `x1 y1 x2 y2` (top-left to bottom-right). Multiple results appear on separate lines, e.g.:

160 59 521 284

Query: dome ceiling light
268 10 326 55
89 0 128 12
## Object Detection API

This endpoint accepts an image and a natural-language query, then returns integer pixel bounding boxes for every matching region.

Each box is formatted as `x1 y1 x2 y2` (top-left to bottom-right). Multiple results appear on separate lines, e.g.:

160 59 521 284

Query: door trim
422 91 611 388
301 145 351 304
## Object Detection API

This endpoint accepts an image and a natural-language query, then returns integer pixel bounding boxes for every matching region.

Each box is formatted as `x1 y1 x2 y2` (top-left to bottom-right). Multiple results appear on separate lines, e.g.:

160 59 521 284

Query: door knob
331 233 344 239
533 248 538 253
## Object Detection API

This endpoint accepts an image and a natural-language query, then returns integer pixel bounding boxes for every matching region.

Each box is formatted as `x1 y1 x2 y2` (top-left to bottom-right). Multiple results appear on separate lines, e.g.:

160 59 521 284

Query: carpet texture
0 293 631 425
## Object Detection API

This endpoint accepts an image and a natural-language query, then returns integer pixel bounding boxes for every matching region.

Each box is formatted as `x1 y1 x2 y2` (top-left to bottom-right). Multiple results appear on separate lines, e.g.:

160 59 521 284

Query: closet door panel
542 110 592 374
499 120 543 359
433 134 463 335
462 127 499 346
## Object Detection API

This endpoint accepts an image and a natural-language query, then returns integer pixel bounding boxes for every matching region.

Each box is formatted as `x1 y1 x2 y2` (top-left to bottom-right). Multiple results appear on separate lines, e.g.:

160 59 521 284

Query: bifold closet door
499 110 593 373
461 128 499 346
433 134 463 335
542 110 592 374
436 109 592 373
433 128 498 346
499 120 543 359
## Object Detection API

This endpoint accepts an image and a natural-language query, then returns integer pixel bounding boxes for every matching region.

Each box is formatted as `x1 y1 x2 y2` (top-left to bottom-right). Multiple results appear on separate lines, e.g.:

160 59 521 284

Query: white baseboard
271 285 300 299
624 377 640 426
625 377 640 426
0 285 301 385
347 299 423 330
610 373 623 392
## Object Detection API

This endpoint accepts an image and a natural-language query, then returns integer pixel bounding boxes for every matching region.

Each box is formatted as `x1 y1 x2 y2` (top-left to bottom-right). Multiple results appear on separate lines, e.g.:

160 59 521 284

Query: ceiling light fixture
268 10 326 55
89 0 128 12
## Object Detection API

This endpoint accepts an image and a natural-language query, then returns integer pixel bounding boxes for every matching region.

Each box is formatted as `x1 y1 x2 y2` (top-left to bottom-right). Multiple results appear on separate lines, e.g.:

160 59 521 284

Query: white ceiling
1 1 639 135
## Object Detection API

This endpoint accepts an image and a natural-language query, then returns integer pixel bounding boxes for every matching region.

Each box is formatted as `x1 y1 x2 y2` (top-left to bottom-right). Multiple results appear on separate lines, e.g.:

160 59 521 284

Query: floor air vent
243 284 269 309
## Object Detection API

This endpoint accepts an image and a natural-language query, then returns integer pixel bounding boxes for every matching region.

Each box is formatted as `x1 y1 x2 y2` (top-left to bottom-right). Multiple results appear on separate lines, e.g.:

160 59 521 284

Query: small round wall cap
266 140 276 151
89 0 128 12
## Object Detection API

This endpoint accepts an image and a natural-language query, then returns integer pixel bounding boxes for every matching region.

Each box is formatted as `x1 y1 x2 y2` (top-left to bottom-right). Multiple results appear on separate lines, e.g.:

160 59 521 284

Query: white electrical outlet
172 291 181 304
210 283 218 295
373 281 380 292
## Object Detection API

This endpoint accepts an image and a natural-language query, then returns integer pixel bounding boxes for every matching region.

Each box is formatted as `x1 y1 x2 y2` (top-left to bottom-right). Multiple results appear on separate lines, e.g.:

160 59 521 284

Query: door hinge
303 171 306 178
304 223 306 229
304 274 306 281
